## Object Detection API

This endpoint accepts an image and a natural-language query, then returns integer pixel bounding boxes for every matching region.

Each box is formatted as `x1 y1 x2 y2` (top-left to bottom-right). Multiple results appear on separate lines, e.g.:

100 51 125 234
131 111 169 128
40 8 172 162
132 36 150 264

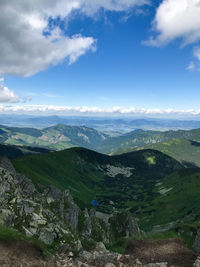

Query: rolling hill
12 147 182 213
2 123 200 156
103 128 200 154
0 124 108 151
113 138 200 168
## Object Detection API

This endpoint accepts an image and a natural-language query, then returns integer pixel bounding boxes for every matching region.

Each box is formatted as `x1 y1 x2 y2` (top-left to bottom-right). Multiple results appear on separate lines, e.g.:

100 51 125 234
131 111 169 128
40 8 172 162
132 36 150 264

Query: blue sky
1 0 200 117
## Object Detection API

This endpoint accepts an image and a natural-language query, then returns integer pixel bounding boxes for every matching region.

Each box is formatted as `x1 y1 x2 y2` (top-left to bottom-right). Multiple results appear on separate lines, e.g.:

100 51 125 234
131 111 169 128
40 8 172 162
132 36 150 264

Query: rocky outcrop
0 163 80 250
194 234 200 253
53 249 170 267
109 212 140 241
0 158 140 253
194 256 200 267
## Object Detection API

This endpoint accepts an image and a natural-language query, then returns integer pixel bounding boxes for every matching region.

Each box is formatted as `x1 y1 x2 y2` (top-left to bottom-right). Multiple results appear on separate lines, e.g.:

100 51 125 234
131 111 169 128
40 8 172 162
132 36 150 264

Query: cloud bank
0 0 147 77
1 105 200 117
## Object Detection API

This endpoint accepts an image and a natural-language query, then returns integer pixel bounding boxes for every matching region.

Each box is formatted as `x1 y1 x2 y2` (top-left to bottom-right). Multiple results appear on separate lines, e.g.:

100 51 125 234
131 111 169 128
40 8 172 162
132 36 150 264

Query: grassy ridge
114 138 200 167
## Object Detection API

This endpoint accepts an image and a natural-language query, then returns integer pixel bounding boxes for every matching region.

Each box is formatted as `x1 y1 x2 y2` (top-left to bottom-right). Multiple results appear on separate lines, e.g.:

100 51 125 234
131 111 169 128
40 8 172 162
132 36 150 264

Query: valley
12 147 182 215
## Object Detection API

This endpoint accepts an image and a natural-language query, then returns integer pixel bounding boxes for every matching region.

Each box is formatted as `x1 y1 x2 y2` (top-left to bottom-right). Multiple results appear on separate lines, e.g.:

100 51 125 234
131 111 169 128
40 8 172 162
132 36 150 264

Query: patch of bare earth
0 240 56 267
124 238 197 267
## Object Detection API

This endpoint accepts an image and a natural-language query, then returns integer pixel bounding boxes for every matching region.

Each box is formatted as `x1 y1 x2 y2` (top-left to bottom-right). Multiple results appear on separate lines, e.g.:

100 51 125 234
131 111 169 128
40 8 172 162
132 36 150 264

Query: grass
13 148 107 207
106 237 132 254
107 227 198 254
115 138 200 168
0 224 25 242
138 168 200 230
107 230 179 254
0 224 50 254
146 156 156 165
0 224 72 257
142 231 179 241
12 147 182 213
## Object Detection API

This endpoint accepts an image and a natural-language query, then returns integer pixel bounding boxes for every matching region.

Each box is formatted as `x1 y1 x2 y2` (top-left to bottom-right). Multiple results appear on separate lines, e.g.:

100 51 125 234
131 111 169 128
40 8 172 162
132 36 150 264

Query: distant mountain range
1 114 200 131
1 124 200 158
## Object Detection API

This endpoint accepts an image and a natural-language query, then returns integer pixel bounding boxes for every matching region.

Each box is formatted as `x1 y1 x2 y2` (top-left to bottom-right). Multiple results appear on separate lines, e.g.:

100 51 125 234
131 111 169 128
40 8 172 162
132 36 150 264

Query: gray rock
95 242 107 252
145 263 168 267
194 234 200 253
109 212 140 239
194 257 200 267
39 228 57 245
43 186 62 200
105 264 116 267
0 209 15 227
0 157 17 175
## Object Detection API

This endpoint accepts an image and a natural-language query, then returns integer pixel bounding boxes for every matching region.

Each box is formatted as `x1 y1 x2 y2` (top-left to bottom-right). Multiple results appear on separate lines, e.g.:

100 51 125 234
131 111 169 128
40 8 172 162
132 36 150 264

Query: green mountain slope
11 146 200 246
12 148 182 211
0 124 108 151
138 168 200 230
0 143 50 159
103 128 200 154
2 124 200 154
113 138 200 168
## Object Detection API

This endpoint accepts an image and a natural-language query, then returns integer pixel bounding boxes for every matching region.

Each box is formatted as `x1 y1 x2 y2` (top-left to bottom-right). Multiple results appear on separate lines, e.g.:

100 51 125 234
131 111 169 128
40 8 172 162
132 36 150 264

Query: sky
1 0 200 117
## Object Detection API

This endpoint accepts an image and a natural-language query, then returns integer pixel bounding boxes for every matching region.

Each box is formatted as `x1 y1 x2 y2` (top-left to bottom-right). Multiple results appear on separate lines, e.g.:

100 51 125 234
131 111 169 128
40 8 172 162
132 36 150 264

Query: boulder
109 212 140 240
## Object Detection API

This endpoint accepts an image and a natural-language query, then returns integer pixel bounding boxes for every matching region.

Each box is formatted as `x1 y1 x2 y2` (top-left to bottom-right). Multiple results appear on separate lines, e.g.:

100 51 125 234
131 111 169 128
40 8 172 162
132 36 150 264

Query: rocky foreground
0 238 199 267
0 157 139 251
0 157 199 267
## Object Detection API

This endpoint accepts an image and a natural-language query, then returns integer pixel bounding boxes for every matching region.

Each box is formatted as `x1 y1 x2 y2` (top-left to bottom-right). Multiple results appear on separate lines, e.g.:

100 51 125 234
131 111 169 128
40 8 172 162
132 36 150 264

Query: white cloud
187 61 195 71
0 0 148 77
194 46 200 60
145 0 200 46
21 97 32 103
0 85 19 103
1 105 200 116
186 47 200 71
80 0 148 15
